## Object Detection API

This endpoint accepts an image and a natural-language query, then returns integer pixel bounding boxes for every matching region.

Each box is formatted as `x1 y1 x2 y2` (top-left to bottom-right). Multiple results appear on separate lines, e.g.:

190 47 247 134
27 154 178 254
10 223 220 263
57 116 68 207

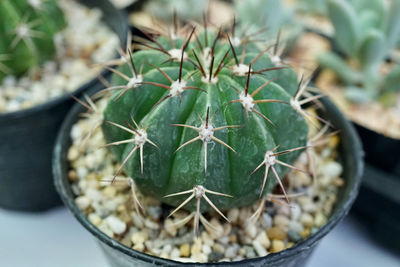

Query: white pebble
323 161 343 179
105 216 127 235
75 195 91 210
252 240 268 257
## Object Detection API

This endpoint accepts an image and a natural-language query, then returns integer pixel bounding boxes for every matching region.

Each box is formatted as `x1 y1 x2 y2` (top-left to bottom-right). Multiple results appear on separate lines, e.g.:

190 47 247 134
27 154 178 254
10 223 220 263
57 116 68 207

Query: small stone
105 216 126 235
300 213 314 228
300 228 311 238
224 244 239 259
332 177 344 187
103 186 116 198
273 214 290 230
133 243 145 251
132 212 144 229
229 234 237 243
88 213 102 226
286 242 294 249
245 223 257 239
267 227 287 241
208 252 224 262
170 248 180 259
271 240 285 253
314 212 327 227
245 246 256 258
191 239 202 256
227 208 239 223
288 230 302 242
144 219 160 230
209 219 224 239
290 203 301 221
289 221 304 234
147 206 162 220
180 243 190 257
75 196 91 210
131 231 149 245
219 236 229 245
202 244 212 255
261 213 273 229
256 231 271 249
252 240 268 257
323 161 342 179
212 243 225 254
162 244 172 254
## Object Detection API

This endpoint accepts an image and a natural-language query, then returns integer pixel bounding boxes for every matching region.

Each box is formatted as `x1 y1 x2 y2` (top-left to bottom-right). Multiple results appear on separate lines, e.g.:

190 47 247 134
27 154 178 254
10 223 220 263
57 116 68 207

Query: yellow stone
300 228 311 239
271 240 285 253
180 243 190 257
267 227 287 241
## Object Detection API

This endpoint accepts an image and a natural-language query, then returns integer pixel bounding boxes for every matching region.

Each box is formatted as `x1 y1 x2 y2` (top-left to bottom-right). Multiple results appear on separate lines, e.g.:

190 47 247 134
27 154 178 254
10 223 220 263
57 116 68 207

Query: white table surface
1 207 399 267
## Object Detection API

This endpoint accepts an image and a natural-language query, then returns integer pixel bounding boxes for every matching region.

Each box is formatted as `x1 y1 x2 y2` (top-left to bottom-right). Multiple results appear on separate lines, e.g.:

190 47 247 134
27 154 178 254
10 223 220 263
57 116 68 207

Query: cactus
98 19 320 227
0 0 66 82
318 0 400 103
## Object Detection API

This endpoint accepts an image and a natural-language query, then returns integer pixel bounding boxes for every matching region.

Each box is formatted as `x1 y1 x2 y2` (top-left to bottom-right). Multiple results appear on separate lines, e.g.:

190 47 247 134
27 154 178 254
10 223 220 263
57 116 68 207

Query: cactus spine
99 19 316 225
0 0 66 82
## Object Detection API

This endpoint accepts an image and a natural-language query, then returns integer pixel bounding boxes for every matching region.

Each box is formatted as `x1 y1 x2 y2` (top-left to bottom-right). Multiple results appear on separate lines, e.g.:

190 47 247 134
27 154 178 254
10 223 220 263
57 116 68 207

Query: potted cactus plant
0 0 128 211
54 16 362 265
315 0 400 251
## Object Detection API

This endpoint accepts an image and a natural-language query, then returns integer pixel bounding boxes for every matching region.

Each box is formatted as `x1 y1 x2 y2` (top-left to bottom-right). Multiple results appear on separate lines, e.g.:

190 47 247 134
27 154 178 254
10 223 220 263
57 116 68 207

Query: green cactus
318 0 400 103
100 22 311 217
0 0 66 82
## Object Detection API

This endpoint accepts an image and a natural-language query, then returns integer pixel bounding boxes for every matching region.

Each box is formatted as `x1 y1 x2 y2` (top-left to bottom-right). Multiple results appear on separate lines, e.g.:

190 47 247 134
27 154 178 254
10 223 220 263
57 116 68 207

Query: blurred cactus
0 0 66 82
318 0 400 103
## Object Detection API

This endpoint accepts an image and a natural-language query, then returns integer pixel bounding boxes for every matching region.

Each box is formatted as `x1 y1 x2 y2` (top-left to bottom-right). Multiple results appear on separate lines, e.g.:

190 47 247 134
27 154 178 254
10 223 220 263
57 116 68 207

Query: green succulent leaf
328 0 360 56
382 64 400 93
318 52 362 84
358 29 385 70
384 0 400 51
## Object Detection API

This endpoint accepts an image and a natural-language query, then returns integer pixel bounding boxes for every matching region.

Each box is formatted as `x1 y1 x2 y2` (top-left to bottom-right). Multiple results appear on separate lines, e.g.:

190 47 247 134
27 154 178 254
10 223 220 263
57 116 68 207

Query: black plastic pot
54 95 363 266
352 124 400 253
0 0 128 212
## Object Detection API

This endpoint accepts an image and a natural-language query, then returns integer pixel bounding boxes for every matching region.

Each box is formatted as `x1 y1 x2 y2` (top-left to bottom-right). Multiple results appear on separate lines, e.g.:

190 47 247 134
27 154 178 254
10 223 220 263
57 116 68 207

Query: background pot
311 32 400 252
0 0 128 212
54 94 363 266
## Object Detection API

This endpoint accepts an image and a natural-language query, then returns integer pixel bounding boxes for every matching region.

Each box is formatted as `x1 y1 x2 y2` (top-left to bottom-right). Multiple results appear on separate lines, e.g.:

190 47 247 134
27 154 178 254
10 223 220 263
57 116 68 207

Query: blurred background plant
318 0 400 105
0 0 66 82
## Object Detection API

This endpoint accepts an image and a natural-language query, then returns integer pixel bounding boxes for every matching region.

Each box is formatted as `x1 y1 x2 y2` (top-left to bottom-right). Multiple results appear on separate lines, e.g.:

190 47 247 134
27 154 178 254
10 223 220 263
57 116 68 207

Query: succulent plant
318 0 400 103
296 0 329 16
143 0 208 22
95 18 325 229
0 0 66 82
233 0 302 55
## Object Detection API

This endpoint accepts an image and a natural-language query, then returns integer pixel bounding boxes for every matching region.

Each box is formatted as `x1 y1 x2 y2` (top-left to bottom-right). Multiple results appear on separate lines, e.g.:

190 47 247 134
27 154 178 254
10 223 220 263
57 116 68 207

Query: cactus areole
102 25 309 213
0 0 66 82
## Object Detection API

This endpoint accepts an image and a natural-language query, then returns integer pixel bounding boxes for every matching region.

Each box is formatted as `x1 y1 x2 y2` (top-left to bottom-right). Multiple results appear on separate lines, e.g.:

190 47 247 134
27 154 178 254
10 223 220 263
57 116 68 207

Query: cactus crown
96 18 321 229
318 0 400 103
0 0 66 82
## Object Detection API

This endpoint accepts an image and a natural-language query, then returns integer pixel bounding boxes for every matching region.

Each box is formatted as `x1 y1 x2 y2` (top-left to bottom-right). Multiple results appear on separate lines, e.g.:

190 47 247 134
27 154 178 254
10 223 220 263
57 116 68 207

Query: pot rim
53 92 364 266
0 0 128 122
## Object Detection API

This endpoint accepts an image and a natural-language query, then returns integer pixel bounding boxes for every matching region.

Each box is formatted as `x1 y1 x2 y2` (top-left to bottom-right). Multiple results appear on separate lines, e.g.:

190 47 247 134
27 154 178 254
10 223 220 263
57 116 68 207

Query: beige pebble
75 196 91 210
300 228 311 238
180 243 190 257
131 231 149 245
191 239 202 256
103 186 117 198
267 227 287 241
245 223 257 239
88 213 102 226
314 212 327 227
252 240 268 257
256 231 270 249
227 208 239 223
164 219 177 237
271 240 285 253
300 213 314 228
273 215 290 229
